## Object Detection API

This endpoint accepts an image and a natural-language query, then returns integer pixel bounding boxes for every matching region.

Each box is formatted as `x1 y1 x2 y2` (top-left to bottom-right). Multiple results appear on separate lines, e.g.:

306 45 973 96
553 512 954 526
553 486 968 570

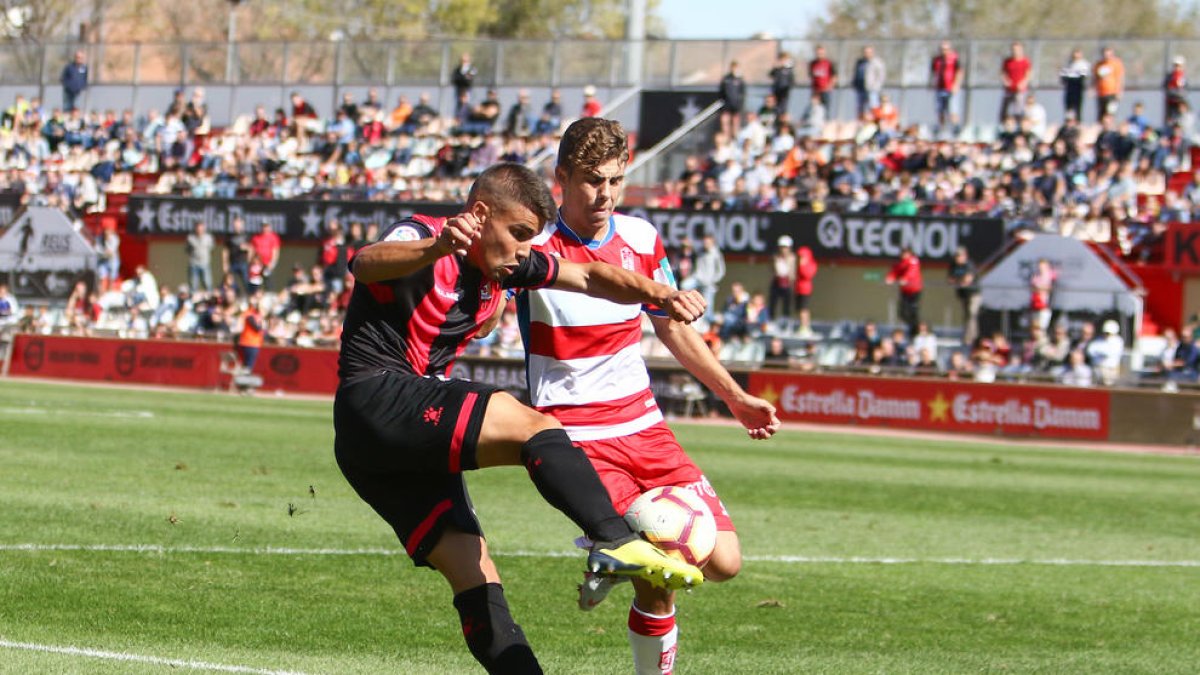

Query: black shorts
795 293 811 310
334 371 499 567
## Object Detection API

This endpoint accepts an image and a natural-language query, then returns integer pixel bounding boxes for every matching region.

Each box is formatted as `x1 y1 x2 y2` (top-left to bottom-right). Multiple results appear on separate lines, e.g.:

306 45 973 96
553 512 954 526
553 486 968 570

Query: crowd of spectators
652 43 1200 263
3 43 1199 390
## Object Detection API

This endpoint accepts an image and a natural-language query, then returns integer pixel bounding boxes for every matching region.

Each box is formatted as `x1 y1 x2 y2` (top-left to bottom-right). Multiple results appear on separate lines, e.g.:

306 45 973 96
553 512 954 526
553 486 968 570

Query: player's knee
703 540 742 581
525 410 563 438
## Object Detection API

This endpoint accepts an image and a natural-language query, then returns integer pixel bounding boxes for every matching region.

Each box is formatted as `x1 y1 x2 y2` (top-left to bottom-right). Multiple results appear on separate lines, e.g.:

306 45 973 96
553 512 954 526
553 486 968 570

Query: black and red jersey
338 215 558 381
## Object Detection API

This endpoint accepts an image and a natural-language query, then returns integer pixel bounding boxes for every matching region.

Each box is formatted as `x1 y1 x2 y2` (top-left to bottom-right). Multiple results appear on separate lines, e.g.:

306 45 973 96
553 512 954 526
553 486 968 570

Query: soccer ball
624 486 717 567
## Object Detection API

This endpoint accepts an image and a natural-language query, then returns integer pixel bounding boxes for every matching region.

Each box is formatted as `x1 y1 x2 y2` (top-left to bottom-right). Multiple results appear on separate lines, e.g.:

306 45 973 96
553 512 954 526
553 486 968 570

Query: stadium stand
3 38 1200 397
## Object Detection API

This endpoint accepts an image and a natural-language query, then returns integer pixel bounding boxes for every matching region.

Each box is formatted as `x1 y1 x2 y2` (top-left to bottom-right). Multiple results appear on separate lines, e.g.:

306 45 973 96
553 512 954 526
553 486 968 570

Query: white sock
628 603 678 675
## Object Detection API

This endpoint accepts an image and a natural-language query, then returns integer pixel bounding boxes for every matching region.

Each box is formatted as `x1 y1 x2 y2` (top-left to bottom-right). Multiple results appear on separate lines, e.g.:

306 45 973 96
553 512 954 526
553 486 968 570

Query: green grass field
1 379 1199 674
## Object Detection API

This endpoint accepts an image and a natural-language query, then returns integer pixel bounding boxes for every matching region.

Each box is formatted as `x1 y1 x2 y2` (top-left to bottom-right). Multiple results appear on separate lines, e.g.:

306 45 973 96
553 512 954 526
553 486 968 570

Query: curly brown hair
556 117 628 175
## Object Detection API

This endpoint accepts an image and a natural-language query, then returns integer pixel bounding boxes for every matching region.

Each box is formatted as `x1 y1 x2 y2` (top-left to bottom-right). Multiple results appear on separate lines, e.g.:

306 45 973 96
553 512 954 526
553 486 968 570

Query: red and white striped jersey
517 213 677 441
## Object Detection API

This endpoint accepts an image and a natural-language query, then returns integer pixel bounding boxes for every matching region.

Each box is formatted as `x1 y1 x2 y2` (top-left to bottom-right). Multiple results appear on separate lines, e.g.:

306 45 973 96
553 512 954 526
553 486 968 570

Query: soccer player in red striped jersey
516 119 780 674
335 162 709 674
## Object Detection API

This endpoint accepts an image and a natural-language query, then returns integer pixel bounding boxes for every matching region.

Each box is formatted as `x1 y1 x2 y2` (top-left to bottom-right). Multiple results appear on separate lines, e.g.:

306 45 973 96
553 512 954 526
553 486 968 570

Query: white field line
2 543 1199 568
0 406 154 418
0 638 308 675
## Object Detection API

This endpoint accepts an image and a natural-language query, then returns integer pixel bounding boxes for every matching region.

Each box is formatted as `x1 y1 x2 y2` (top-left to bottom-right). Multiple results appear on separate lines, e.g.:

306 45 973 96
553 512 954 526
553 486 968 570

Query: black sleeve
502 249 559 290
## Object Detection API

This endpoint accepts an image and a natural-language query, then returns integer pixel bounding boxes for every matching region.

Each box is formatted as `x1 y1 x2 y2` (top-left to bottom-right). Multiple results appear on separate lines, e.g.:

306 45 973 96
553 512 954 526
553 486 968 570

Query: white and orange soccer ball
624 486 718 567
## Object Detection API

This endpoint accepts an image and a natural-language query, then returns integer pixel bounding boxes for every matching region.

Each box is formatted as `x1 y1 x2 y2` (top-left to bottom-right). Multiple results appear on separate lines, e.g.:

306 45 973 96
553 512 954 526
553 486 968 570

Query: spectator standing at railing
768 235 796 321
808 45 838 114
182 88 210 137
223 216 252 296
1000 42 1032 123
186 221 215 292
95 221 121 294
948 246 981 345
1094 46 1125 121
1060 48 1090 122
794 245 818 337
250 221 282 292
768 51 796 116
684 234 725 322
60 50 88 113
718 61 746 138
930 41 963 137
852 45 886 121
452 52 477 102
1164 56 1188 126
885 246 923 337
319 219 350 297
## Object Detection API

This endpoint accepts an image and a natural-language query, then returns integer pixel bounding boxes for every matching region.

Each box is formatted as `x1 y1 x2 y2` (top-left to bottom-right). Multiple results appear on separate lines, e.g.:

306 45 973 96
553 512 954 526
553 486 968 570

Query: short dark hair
557 117 628 175
468 162 556 226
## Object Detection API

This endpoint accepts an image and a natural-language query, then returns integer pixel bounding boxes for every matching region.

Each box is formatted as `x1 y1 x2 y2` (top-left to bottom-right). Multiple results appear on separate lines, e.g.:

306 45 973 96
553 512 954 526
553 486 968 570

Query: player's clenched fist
662 289 706 323
437 212 482 256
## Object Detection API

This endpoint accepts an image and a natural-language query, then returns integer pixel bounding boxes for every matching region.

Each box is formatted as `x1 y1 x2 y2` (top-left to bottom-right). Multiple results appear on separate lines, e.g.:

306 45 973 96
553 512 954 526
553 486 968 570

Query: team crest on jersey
620 246 635 270
480 285 493 300
384 225 423 242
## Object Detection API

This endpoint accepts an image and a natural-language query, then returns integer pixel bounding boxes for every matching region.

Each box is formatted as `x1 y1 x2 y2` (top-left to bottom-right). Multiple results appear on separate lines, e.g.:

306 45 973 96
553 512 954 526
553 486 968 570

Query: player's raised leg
474 391 703 589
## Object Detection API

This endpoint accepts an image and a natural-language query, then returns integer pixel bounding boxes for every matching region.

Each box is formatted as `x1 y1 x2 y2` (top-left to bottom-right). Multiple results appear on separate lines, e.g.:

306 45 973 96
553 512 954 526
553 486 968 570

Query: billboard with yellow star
750 372 1109 440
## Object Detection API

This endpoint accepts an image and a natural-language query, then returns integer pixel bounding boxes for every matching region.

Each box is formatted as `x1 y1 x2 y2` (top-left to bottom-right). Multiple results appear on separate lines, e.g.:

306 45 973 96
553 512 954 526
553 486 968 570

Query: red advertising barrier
257 345 339 394
7 334 340 394
7 335 1112 441
8 334 223 387
748 372 1110 440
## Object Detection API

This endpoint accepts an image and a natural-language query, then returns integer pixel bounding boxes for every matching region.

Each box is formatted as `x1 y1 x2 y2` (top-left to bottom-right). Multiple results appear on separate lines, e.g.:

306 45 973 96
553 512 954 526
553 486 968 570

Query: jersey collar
555 211 614 250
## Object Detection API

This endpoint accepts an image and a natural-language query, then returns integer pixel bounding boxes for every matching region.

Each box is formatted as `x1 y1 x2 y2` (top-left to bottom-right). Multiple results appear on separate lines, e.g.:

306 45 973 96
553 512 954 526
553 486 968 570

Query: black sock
521 428 635 545
452 583 542 674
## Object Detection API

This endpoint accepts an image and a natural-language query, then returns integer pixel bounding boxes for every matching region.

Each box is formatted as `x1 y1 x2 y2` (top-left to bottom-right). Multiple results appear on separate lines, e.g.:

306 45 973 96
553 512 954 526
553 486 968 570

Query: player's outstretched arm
552 259 706 324
650 315 781 440
351 213 481 283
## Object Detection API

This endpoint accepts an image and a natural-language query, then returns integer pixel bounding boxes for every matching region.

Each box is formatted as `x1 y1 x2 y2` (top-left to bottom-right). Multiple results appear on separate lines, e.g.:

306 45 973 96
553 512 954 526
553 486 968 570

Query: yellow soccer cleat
587 538 704 591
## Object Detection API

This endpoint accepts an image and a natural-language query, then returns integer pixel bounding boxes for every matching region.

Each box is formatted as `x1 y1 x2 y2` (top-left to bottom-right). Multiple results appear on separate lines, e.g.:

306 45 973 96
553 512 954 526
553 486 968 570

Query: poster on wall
0 206 96 300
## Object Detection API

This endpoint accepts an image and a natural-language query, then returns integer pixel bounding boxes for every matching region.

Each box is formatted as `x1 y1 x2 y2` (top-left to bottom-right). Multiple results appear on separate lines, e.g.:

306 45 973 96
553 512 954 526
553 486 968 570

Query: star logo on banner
135 200 156 232
677 96 700 123
928 392 950 422
301 205 323 238
756 383 780 408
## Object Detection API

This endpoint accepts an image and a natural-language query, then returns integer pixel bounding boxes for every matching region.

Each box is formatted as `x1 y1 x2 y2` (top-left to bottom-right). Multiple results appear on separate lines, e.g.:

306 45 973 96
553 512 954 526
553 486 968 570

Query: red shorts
576 421 735 531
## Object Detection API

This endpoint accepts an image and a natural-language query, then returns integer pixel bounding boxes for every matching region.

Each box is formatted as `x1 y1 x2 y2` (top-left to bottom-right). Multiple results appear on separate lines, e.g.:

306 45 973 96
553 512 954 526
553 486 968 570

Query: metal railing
5 37 1198 90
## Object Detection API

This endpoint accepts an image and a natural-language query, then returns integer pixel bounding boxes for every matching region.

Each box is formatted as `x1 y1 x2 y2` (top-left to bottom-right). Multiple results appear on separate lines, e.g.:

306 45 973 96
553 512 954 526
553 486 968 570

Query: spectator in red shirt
250 221 282 291
1001 41 1032 123
289 91 319 141
1165 55 1188 126
794 245 818 337
885 247 923 337
247 105 271 138
581 85 602 118
931 41 963 136
808 45 838 112
1029 257 1057 332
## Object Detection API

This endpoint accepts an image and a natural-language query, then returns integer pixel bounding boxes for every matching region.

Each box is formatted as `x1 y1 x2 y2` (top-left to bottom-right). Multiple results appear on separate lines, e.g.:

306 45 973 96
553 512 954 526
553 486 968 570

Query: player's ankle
594 533 639 549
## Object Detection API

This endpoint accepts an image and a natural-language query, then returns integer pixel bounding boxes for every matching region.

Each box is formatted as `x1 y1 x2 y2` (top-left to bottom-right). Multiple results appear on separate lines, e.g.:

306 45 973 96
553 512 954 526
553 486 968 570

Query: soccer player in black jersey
334 162 706 674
